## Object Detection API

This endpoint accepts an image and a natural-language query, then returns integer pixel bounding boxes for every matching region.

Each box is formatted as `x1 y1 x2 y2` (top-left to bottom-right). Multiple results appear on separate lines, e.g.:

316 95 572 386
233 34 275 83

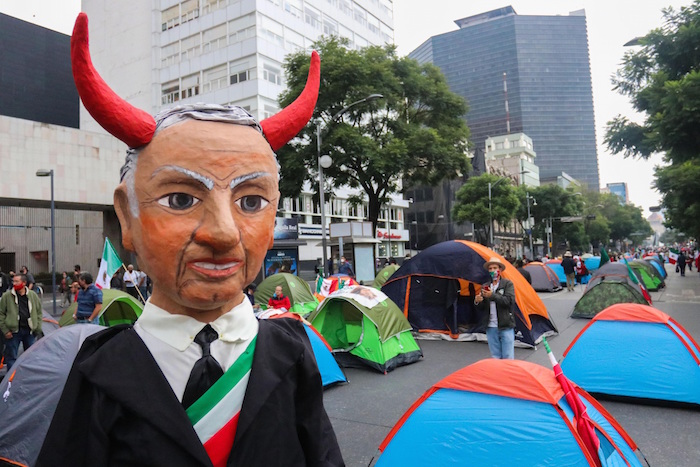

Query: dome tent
308 286 422 373
375 359 646 466
381 240 557 347
570 262 649 319
523 262 562 292
254 272 319 315
372 264 400 289
562 303 700 407
59 289 143 327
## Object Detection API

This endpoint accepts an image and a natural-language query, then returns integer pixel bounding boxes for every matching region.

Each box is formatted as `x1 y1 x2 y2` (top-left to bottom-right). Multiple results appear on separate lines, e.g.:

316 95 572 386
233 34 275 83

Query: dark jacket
36 319 344 467
475 278 516 330
561 257 576 275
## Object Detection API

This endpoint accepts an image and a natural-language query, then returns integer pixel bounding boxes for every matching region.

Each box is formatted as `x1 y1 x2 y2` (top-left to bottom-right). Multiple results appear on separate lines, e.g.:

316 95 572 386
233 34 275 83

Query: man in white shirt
37 13 341 467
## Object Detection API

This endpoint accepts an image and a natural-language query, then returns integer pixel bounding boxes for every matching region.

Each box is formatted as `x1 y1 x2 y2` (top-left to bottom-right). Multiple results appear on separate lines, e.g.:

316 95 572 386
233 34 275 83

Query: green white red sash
186 337 257 467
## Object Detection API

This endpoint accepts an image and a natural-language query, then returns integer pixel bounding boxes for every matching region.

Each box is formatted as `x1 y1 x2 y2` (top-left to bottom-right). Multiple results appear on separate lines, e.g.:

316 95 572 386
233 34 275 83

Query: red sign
377 230 402 239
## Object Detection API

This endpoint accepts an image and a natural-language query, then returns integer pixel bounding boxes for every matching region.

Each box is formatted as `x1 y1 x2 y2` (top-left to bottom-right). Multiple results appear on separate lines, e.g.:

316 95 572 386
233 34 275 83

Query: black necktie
182 324 224 409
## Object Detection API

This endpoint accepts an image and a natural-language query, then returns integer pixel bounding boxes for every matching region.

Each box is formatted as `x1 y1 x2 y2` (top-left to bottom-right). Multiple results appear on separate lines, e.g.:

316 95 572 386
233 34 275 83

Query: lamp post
317 93 383 276
526 192 537 258
36 169 56 316
488 178 507 247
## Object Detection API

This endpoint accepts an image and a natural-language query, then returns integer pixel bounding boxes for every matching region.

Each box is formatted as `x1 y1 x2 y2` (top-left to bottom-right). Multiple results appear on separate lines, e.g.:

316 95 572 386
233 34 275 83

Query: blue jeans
4 327 36 369
486 327 514 359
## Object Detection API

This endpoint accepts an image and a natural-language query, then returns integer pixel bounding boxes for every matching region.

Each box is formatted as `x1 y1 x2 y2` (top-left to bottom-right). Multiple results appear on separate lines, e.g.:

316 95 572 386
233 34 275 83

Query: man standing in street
474 257 516 359
72 272 102 324
19 266 35 291
338 256 355 277
123 264 140 299
0 274 42 369
561 251 576 291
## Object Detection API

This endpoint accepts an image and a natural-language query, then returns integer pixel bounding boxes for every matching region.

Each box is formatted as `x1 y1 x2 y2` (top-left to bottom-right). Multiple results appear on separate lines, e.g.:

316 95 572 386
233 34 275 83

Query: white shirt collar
136 296 259 352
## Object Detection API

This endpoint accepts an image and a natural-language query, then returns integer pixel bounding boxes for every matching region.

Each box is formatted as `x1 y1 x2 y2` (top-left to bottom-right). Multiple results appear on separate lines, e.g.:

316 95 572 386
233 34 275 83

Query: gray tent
0 325 104 467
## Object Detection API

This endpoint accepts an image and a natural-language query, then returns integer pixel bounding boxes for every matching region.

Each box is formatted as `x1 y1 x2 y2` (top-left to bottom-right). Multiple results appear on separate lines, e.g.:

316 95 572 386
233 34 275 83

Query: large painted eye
157 193 200 210
236 195 269 213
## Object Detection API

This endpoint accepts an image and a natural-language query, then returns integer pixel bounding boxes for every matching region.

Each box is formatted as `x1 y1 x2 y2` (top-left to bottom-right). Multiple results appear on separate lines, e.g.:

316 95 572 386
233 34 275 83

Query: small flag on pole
95 238 123 289
623 258 652 304
668 248 679 265
542 337 602 467
599 248 610 267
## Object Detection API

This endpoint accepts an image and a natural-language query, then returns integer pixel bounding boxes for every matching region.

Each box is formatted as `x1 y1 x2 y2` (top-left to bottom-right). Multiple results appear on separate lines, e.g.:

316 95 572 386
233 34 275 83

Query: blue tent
644 257 667 279
584 256 601 272
562 303 700 406
544 260 567 285
376 359 645 466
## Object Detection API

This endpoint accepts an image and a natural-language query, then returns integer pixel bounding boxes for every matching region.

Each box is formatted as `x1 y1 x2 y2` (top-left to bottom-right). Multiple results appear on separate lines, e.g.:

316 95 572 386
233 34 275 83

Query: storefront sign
274 217 298 240
264 249 298 277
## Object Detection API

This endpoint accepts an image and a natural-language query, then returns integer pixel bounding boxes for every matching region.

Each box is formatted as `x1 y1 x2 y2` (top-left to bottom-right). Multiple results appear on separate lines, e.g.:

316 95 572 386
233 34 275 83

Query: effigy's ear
114 184 135 251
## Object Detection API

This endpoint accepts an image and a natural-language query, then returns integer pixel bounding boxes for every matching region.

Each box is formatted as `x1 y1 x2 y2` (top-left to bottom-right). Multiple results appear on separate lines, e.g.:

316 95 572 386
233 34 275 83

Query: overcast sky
1 0 690 216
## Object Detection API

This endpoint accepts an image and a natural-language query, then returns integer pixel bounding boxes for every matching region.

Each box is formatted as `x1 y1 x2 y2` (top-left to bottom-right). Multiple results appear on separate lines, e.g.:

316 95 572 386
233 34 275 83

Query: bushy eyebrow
229 172 273 190
151 165 214 190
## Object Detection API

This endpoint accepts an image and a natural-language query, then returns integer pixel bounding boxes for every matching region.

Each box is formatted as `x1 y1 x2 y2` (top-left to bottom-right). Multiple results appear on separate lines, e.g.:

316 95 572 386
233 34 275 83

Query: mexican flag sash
186 337 257 467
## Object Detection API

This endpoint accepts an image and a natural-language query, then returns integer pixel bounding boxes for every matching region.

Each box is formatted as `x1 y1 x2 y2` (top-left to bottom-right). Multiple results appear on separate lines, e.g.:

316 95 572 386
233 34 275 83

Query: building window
202 0 228 15
284 0 303 19
338 0 352 17
162 5 180 31
353 4 367 27
263 104 279 119
262 63 282 85
181 0 200 24
181 73 200 99
229 14 255 44
367 13 380 35
304 4 321 29
322 15 338 36
203 64 228 93
75 225 80 245
181 34 202 60
202 23 227 53
161 80 180 104
161 41 180 67
259 15 284 46
229 59 255 85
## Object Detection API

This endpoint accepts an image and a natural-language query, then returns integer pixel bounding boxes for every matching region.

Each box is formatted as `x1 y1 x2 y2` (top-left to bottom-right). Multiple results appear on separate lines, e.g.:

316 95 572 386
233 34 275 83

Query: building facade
408 6 599 237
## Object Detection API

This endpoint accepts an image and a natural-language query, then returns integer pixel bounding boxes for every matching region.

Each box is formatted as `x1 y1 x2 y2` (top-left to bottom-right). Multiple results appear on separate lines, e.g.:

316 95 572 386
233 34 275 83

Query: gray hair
120 104 278 217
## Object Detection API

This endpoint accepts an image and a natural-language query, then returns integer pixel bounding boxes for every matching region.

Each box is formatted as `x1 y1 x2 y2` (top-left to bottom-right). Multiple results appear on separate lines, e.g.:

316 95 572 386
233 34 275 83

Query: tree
605 2 700 238
277 38 471 231
452 174 519 245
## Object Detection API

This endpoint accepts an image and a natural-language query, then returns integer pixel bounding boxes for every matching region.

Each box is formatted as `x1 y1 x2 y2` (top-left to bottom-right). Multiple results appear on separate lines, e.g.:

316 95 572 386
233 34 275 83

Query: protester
37 20 340 466
0 274 42 369
561 251 576 291
338 256 355 277
110 270 124 290
136 268 149 302
69 282 80 303
574 255 588 287
0 267 9 295
123 263 140 299
515 259 531 284
244 283 260 310
474 257 516 359
60 271 73 307
267 285 291 311
72 272 103 324
677 250 687 277
19 266 35 291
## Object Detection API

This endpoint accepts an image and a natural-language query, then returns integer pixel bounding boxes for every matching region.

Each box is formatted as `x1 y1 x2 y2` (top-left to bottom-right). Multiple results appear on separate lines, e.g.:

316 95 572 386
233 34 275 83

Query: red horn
261 51 320 151
71 13 156 148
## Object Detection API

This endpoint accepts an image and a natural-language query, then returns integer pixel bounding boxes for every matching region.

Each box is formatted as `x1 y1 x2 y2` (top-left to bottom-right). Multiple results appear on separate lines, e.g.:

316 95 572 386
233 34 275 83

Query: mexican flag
668 248 679 265
95 238 123 289
599 248 610 267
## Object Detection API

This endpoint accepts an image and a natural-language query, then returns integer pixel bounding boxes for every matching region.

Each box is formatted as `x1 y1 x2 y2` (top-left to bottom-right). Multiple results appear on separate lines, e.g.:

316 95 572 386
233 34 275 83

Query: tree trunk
368 194 383 236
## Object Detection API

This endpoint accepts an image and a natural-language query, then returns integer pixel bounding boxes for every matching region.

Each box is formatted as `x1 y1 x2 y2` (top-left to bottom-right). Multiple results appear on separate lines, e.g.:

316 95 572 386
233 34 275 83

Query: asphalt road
324 264 700 467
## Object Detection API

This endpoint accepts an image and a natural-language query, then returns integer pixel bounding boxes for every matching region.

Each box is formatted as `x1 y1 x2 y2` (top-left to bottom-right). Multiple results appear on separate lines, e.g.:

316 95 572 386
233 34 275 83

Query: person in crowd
474 257 516 359
267 285 291 311
515 259 531 284
123 263 140 299
37 18 340 466
19 266 35 291
574 255 588 287
69 281 80 304
0 273 42 369
561 251 576 291
0 267 10 295
677 250 687 277
244 284 260 311
136 268 149 303
72 272 103 324
110 270 124 290
338 256 355 277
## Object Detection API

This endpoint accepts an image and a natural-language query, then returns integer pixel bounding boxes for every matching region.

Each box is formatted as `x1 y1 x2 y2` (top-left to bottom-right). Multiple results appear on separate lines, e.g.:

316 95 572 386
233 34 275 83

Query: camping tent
41 309 61 336
584 256 601 273
59 289 143 327
562 303 700 407
543 259 567 285
254 272 319 315
372 264 400 289
628 260 663 291
381 241 557 347
0 325 104 467
375 359 645 466
570 263 649 319
308 285 422 373
644 256 667 279
523 262 562 292
267 312 346 388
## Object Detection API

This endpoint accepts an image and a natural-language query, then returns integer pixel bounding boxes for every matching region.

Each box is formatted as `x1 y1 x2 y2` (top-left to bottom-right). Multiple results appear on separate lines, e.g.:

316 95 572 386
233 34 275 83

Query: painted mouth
188 259 241 278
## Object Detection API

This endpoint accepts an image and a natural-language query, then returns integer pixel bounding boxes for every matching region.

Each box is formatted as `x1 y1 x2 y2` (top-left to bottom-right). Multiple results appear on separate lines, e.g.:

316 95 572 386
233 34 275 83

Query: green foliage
452 174 519 244
605 1 700 237
277 38 471 230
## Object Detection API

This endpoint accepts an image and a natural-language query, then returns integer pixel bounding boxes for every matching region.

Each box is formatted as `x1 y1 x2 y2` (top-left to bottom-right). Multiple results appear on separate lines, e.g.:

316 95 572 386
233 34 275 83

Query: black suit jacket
36 319 344 467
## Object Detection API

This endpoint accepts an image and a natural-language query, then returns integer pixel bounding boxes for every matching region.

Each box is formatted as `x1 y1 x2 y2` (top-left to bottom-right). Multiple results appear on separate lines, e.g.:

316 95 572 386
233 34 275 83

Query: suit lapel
79 328 212 466
234 320 303 440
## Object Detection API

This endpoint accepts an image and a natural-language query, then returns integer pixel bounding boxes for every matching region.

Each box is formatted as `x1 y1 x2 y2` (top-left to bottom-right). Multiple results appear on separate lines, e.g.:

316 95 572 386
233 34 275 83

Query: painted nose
194 195 241 251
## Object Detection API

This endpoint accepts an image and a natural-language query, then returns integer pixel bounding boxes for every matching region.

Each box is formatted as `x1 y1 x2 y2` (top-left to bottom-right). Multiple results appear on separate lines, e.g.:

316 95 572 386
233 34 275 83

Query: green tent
628 260 663 292
308 285 422 373
372 264 400 289
254 273 319 316
571 280 648 319
59 289 143 327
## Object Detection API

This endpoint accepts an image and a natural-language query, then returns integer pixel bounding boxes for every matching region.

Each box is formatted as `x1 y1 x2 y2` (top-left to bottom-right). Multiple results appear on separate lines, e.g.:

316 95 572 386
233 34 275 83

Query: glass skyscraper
410 6 599 190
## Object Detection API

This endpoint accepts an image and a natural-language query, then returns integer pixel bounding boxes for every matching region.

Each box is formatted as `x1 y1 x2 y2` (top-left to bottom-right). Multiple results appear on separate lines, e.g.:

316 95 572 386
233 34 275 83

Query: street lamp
488 178 507 247
317 93 383 276
526 192 537 258
36 169 56 316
